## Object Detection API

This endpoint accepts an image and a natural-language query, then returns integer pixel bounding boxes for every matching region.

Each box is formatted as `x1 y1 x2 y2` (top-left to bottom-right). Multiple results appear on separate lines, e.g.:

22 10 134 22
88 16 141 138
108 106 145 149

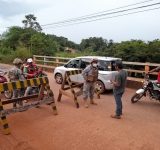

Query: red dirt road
0 64 160 150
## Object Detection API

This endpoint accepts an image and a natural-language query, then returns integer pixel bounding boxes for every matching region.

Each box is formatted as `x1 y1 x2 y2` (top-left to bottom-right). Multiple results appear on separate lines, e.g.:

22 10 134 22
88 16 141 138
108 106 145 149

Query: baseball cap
27 58 33 63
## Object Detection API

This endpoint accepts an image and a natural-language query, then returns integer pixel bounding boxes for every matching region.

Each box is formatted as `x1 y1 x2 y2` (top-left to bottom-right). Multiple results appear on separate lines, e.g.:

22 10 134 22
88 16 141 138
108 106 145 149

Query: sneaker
110 114 121 119
115 111 122 115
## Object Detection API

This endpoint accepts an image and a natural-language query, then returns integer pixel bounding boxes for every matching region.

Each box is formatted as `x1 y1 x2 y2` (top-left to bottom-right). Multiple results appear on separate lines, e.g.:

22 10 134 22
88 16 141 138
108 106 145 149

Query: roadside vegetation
0 14 160 65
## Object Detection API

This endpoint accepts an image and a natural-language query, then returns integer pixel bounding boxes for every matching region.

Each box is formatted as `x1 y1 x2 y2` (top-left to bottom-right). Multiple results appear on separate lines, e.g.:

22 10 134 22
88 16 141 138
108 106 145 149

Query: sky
0 0 160 44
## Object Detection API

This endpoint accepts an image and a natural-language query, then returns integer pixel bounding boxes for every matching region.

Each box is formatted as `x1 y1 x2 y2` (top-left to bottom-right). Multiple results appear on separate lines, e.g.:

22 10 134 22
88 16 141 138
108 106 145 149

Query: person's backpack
8 70 19 80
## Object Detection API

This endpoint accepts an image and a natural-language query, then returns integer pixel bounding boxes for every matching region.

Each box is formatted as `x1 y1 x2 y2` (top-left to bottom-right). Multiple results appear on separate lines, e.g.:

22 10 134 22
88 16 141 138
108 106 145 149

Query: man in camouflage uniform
8 58 27 111
82 58 99 108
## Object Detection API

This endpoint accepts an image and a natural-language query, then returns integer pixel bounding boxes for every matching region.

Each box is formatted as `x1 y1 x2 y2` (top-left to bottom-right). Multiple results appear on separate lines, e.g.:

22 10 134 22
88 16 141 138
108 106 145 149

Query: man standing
8 58 27 111
110 60 128 119
23 58 38 103
82 58 99 108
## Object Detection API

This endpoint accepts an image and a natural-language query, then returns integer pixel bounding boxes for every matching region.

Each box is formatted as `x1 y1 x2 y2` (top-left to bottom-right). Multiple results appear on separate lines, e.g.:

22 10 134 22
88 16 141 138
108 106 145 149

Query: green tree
22 14 42 32
1 26 23 50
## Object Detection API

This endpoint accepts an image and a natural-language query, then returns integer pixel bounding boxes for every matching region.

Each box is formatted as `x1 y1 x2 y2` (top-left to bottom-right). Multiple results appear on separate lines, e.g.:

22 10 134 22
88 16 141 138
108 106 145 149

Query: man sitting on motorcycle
23 58 38 103
146 66 160 98
148 66 160 84
8 58 27 111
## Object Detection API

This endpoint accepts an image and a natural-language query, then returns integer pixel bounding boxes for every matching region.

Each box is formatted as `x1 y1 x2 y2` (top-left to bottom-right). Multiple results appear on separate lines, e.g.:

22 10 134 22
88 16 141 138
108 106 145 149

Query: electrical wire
43 6 160 29
41 0 156 27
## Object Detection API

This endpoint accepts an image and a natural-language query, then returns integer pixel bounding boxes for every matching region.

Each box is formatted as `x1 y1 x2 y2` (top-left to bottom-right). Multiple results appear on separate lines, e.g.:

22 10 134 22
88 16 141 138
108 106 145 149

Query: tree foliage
22 14 42 32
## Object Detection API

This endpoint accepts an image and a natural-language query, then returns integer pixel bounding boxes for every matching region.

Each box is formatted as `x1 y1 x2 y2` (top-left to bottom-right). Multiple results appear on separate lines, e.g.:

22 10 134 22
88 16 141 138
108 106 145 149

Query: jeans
113 91 124 116
24 86 32 96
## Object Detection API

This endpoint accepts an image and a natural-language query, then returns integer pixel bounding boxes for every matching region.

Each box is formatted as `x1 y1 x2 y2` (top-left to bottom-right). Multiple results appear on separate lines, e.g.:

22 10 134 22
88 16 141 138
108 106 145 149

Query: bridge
0 63 160 150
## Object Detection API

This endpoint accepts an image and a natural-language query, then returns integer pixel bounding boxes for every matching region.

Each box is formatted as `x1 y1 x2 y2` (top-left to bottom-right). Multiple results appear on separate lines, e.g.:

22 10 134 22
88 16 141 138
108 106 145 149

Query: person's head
114 60 123 70
38 67 43 74
90 58 98 67
27 58 33 66
13 58 23 68
23 58 28 64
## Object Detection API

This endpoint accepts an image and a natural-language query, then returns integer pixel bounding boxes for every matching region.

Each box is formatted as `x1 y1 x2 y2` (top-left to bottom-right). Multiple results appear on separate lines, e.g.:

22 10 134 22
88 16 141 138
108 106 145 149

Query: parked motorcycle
0 71 13 99
18 72 48 98
131 72 160 103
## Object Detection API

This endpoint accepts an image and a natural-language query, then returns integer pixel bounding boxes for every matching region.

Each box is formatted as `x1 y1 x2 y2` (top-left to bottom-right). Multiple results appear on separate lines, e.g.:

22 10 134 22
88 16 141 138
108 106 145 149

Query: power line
43 7 160 29
43 2 160 29
41 0 155 27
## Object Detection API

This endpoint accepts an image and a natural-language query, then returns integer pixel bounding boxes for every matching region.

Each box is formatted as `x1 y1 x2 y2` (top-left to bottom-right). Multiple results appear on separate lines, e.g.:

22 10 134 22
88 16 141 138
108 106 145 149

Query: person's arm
148 66 160 73
82 66 90 81
110 79 121 87
23 67 35 77
17 70 26 80
110 74 121 87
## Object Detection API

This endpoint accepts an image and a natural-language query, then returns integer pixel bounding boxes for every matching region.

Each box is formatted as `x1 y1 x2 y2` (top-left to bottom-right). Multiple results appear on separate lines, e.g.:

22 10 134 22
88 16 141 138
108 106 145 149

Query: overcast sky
0 0 160 44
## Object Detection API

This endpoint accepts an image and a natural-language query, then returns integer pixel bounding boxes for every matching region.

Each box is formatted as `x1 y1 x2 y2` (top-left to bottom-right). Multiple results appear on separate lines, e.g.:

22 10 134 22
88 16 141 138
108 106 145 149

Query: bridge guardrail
33 55 159 81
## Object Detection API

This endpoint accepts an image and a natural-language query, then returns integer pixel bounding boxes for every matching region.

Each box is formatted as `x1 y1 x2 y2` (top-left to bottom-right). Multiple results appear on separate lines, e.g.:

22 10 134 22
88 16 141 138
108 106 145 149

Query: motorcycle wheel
4 90 13 99
131 93 143 103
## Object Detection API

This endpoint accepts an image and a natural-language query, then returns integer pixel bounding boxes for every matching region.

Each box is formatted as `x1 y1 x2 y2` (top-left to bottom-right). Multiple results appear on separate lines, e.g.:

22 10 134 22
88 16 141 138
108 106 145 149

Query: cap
90 58 98 64
27 58 33 63
13 58 22 64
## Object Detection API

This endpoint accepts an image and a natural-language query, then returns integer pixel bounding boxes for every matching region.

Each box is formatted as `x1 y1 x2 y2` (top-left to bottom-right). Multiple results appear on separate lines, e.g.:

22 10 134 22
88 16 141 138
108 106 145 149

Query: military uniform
8 59 26 108
82 58 98 107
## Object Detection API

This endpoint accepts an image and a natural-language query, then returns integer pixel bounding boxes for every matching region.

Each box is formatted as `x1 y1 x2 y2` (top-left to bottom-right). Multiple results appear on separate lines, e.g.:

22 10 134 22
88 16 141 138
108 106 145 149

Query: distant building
64 47 76 53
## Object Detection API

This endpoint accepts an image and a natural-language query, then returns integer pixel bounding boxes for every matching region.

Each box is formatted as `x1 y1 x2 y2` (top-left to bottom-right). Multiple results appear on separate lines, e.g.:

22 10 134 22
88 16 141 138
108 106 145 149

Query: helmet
27 58 33 63
90 58 98 64
13 58 22 64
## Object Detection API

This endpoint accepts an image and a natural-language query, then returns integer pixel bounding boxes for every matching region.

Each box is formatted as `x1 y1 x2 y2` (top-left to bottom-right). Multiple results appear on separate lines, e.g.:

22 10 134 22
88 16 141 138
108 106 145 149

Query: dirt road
0 64 160 150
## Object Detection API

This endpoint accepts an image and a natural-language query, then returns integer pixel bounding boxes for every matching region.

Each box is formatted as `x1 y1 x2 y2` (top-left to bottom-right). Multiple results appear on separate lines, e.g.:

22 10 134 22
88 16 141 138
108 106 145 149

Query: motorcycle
19 72 48 98
131 72 160 103
0 71 13 99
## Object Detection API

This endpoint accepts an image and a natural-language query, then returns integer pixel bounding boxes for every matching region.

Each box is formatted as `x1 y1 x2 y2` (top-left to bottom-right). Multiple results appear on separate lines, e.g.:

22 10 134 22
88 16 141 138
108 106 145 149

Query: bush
0 46 12 54
12 47 32 59
0 47 32 64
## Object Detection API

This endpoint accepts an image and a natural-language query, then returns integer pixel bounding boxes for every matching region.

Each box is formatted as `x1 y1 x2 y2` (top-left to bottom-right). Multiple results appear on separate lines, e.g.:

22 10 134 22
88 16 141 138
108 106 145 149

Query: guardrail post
56 58 59 66
33 55 36 64
145 62 150 72
44 56 47 65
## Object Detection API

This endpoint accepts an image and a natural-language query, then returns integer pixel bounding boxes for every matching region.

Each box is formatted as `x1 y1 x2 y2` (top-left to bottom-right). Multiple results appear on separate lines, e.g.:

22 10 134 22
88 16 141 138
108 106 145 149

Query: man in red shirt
23 58 38 103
